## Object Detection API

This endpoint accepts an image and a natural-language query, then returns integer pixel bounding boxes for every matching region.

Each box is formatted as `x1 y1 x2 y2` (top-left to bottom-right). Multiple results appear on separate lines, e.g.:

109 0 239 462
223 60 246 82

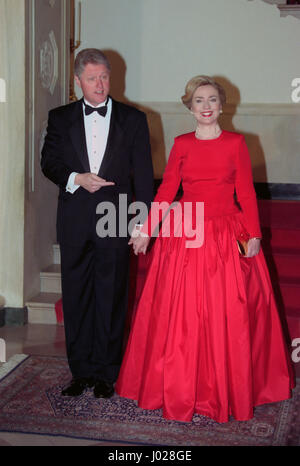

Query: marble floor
0 323 132 446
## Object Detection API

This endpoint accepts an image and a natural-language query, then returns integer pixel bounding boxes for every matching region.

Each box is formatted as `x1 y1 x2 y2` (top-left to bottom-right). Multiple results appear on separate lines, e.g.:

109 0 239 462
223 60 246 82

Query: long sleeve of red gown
142 139 182 236
235 137 262 238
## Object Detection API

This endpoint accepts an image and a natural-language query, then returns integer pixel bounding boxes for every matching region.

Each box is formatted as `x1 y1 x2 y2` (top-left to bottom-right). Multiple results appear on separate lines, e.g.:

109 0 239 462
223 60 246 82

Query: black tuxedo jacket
41 97 154 247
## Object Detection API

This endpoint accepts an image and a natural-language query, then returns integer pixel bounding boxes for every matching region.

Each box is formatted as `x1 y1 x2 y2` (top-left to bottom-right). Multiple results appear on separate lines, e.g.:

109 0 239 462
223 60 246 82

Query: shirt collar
83 96 110 108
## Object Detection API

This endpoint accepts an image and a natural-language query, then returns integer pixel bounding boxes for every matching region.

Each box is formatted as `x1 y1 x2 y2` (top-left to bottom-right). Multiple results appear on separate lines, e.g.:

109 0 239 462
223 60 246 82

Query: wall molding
139 101 300 116
39 30 58 95
251 1 300 20
278 5 300 20
138 100 300 183
154 179 300 201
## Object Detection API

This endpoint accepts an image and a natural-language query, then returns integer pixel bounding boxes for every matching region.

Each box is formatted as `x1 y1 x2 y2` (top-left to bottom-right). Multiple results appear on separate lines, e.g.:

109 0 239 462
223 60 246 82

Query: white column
0 0 26 307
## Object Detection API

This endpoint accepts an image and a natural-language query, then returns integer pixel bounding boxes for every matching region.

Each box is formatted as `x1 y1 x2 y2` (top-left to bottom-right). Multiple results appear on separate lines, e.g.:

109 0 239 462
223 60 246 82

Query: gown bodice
149 130 262 237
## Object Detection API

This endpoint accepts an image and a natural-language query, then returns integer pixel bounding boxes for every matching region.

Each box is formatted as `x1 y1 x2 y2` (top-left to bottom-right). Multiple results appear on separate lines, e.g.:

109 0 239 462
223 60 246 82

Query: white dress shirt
66 97 112 193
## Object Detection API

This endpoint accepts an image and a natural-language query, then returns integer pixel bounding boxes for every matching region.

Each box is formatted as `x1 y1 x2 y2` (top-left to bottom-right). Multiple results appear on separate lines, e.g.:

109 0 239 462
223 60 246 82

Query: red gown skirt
115 211 295 423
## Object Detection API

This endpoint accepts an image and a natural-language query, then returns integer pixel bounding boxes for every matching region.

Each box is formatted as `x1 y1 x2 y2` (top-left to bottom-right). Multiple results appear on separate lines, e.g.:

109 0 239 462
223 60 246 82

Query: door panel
25 0 70 302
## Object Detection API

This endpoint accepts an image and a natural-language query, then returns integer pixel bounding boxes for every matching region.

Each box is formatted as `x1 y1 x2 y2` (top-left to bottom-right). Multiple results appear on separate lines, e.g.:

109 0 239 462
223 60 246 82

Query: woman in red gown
115 76 295 423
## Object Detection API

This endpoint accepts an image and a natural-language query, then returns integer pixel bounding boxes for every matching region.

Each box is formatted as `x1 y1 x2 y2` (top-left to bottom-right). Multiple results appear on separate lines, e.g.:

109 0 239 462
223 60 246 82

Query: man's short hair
74 48 111 77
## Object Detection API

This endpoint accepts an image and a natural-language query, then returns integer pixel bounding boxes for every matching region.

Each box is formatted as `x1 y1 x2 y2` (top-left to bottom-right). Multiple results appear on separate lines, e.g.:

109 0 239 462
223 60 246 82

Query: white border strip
0 354 28 381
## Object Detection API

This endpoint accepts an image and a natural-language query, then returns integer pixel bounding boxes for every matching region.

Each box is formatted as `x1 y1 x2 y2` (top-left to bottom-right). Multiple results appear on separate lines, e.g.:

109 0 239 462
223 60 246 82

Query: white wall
75 0 300 183
75 0 143 102
76 0 300 104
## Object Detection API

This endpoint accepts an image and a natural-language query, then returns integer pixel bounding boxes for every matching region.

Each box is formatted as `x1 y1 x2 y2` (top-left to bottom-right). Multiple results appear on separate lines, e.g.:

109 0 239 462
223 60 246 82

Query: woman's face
190 85 222 125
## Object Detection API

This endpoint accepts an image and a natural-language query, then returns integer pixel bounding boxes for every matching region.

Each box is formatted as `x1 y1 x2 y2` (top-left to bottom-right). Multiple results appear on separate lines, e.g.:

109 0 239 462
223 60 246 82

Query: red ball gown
115 130 295 423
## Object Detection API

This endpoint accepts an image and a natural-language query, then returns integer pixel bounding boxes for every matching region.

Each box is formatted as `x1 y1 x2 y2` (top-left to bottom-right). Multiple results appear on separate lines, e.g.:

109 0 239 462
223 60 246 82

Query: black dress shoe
61 377 94 397
93 380 114 398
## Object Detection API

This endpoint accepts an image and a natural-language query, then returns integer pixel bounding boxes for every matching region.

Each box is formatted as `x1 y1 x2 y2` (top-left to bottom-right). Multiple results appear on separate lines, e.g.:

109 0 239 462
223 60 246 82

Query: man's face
75 63 110 106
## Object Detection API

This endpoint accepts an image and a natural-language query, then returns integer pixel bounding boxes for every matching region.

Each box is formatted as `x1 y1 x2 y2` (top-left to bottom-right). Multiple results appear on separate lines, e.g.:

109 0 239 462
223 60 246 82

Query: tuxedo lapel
98 99 124 178
68 99 90 173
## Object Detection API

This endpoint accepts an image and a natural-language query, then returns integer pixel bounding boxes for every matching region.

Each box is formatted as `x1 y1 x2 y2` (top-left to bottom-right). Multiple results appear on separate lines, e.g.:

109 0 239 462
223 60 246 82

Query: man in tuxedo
41 49 153 398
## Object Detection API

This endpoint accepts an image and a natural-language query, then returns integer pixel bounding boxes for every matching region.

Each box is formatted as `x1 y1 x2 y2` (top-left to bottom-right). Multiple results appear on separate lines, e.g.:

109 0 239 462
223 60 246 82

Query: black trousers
60 241 130 383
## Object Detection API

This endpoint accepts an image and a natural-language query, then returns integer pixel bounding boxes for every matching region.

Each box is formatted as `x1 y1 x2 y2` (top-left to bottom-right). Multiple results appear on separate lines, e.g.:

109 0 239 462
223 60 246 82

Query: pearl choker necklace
195 126 222 140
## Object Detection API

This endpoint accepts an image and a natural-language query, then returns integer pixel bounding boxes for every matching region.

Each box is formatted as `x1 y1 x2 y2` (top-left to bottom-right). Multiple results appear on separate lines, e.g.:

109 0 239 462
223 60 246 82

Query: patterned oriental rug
0 355 299 446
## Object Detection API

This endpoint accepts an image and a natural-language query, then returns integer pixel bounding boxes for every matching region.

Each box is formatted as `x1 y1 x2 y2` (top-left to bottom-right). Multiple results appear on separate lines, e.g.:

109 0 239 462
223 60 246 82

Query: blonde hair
181 75 226 109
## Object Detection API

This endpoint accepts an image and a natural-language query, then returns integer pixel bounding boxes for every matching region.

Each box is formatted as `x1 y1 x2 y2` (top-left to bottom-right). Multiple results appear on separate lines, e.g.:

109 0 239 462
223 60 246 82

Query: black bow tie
84 104 107 117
